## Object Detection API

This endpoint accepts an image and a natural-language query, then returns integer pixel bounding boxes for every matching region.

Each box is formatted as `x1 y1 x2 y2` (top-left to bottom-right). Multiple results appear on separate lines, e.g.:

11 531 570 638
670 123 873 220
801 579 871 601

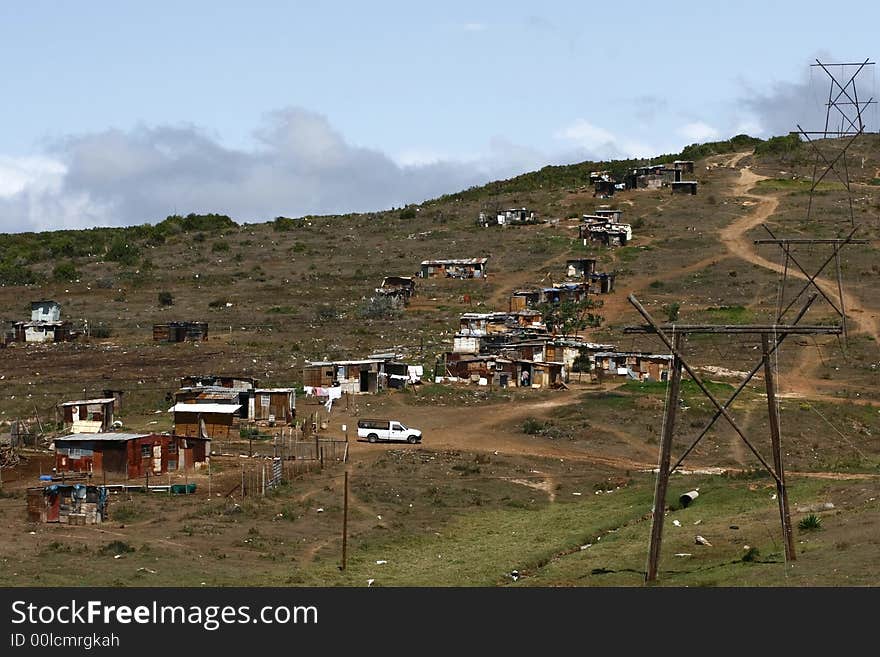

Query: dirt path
719 166 880 343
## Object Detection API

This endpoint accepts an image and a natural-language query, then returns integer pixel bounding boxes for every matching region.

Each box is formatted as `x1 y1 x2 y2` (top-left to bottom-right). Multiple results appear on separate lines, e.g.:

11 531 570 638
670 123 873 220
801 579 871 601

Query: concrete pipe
679 490 699 508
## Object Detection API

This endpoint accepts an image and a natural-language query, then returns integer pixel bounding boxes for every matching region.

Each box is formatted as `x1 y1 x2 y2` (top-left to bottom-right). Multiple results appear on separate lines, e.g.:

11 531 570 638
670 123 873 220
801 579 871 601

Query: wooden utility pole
625 294 839 582
645 332 683 583
341 470 349 571
762 334 796 561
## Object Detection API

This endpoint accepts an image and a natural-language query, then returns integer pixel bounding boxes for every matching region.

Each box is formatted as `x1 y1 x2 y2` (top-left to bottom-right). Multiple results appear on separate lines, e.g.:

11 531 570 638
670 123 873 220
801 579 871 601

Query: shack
593 208 623 223
671 181 698 195
30 300 61 322
566 258 597 279
173 386 248 419
594 180 616 197
375 276 416 305
54 432 209 478
419 258 489 279
303 360 382 394
58 398 115 434
27 484 108 524
250 388 296 424
508 289 542 311
13 320 75 343
673 160 695 174
593 352 673 382
169 403 240 440
153 321 208 342
179 375 257 390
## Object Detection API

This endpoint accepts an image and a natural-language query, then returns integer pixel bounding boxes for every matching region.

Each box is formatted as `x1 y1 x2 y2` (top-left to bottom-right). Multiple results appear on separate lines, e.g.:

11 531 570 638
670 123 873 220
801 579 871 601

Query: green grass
704 305 752 323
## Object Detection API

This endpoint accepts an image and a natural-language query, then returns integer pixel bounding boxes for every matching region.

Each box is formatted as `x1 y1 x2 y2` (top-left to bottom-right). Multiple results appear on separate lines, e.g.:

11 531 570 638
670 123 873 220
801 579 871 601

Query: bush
105 236 141 266
99 540 135 555
90 326 112 339
522 417 545 435
158 291 174 306
208 298 228 309
663 302 680 322
314 304 341 321
798 514 822 532
52 261 80 282
0 262 43 286
211 240 230 253
399 207 417 220
357 296 402 320
273 216 298 231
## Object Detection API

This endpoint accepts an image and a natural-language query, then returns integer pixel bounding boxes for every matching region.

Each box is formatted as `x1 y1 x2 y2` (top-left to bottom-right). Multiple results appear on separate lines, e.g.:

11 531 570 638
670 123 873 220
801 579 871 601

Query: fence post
341 470 349 571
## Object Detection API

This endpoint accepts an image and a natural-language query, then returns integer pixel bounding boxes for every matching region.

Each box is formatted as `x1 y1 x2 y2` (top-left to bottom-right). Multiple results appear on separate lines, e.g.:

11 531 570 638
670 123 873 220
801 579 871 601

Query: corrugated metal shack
169 403 240 440
303 360 382 394
174 386 248 418
566 258 597 279
594 352 673 382
251 388 296 423
27 484 108 524
179 374 257 390
509 289 542 311
442 353 565 389
419 258 489 279
375 276 416 305
54 432 209 478
153 321 209 342
58 398 115 434
13 321 75 343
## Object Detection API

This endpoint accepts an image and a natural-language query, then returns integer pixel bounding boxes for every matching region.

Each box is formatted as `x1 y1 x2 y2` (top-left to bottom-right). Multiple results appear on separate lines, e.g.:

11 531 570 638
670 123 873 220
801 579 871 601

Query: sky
1 0 879 233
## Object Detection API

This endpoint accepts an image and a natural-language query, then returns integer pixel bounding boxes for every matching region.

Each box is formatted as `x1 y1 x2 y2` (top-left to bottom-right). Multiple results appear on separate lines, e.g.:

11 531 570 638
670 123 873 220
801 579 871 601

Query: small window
141 444 151 458
167 441 177 454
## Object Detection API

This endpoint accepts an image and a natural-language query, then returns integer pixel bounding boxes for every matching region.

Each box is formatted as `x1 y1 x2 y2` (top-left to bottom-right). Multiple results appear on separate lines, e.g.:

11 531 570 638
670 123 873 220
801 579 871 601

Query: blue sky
1 1 878 232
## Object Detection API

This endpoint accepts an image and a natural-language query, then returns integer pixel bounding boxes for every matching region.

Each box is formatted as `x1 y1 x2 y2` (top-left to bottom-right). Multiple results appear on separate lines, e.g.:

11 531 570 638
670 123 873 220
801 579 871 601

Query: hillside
1 133 879 587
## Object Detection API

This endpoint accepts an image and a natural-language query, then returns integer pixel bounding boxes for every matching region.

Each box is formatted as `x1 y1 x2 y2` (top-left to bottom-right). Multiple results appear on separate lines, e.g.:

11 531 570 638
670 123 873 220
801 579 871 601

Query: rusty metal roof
55 432 151 442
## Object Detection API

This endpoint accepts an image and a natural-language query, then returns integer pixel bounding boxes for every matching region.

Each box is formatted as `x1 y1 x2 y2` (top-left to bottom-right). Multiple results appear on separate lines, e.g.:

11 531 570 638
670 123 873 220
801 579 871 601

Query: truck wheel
407 435 418 444
368 434 378 443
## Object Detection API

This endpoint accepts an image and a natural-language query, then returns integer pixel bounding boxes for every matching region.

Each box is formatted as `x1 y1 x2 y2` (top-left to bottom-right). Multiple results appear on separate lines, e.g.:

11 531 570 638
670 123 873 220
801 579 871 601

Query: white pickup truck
357 419 422 444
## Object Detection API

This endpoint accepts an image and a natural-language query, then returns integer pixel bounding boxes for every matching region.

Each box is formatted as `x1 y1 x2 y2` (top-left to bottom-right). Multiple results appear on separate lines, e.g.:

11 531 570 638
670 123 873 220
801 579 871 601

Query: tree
663 302 680 322
539 299 603 337
52 261 80 282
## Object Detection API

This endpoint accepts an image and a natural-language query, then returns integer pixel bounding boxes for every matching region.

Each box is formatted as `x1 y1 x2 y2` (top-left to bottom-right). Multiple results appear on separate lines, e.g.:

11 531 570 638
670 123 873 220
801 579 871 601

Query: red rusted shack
54 432 209 479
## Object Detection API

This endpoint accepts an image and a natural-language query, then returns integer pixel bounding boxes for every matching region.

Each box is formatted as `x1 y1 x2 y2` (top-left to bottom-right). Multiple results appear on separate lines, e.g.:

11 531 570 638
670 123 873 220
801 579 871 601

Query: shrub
798 514 822 532
52 261 80 282
663 302 680 322
273 216 298 231
357 297 402 320
99 540 135 555
211 240 230 253
95 276 115 289
314 304 340 321
105 236 141 266
399 207 417 220
208 298 228 309
90 326 112 339
522 417 544 435
158 291 174 306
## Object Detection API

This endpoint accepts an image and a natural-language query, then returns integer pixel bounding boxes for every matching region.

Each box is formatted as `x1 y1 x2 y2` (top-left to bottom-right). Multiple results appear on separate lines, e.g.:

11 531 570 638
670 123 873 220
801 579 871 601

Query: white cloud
0 108 553 233
0 155 66 197
678 121 720 142
555 119 616 149
463 23 486 32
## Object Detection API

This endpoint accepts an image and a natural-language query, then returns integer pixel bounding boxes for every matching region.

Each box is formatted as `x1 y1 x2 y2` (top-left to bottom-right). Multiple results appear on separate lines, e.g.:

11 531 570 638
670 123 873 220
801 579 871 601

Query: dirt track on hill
720 166 880 343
